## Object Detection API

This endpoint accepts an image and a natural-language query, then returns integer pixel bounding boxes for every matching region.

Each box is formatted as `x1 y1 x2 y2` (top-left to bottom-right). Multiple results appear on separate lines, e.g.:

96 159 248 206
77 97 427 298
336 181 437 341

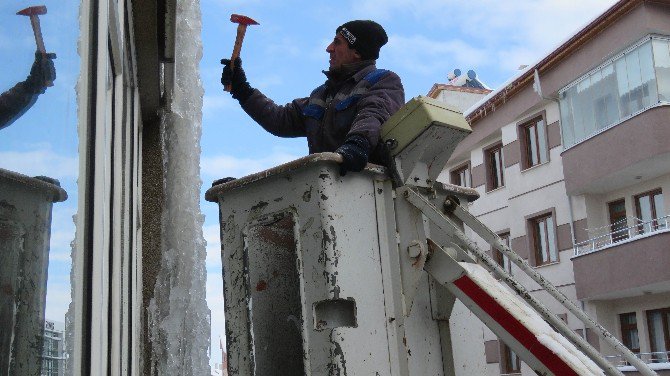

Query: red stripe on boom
453 275 580 376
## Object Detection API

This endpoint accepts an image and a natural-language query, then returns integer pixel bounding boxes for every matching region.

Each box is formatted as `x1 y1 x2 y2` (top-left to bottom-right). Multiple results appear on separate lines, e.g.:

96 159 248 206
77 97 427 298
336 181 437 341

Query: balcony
572 216 670 300
606 351 670 373
573 215 670 256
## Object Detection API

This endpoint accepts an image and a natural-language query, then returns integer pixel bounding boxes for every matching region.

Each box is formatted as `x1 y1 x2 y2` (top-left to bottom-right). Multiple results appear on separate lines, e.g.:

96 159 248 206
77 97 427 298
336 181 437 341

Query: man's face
326 34 361 69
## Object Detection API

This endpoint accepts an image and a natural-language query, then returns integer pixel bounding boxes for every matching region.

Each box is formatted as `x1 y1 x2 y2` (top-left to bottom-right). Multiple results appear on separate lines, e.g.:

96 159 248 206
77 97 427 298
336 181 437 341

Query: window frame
499 341 522 374
646 307 670 362
558 35 669 150
607 198 629 242
619 312 640 353
450 161 472 188
492 231 512 274
526 209 559 267
634 188 664 234
518 112 549 170
485 142 505 192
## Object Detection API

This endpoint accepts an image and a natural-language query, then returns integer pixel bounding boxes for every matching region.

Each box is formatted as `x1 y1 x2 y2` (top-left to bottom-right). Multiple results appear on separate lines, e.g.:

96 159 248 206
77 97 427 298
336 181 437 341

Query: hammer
224 14 259 92
17 5 53 87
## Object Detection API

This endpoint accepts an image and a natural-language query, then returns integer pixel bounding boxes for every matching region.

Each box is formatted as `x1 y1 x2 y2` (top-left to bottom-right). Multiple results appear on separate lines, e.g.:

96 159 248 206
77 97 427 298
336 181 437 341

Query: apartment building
41 320 65 376
440 1 670 374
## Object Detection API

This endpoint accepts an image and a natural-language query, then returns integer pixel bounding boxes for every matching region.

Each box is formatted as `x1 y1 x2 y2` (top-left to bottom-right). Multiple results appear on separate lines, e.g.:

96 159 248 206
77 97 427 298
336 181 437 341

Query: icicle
148 0 211 373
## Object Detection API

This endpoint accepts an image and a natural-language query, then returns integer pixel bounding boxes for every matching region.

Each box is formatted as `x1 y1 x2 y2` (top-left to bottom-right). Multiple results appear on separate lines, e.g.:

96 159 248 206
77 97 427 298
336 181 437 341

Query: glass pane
528 124 538 165
638 195 653 234
493 149 503 187
639 41 658 107
616 57 631 117
575 77 596 138
511 348 521 371
504 254 512 273
640 196 653 220
654 193 665 217
546 216 557 262
537 119 547 163
625 49 644 114
592 66 620 130
537 220 548 263
559 92 576 147
653 39 670 102
629 329 640 352
648 311 668 362
654 193 666 229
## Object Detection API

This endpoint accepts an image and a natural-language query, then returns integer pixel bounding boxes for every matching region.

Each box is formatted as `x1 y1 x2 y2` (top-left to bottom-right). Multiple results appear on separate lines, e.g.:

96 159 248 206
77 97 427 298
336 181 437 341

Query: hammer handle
225 24 248 92
30 15 46 53
29 15 53 87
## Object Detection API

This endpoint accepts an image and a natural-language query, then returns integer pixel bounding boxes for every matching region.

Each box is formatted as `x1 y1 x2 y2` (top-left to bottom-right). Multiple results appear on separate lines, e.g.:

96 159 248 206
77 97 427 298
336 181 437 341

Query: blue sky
1 0 619 370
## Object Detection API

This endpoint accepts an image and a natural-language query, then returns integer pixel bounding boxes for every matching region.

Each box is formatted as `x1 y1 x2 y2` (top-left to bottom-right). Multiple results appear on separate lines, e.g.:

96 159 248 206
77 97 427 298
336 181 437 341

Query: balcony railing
573 215 670 256
606 351 670 368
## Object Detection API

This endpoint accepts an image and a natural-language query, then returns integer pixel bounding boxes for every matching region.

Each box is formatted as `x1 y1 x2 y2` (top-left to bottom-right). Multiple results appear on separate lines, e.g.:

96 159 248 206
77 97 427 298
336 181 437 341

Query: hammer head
17 5 47 16
230 14 259 26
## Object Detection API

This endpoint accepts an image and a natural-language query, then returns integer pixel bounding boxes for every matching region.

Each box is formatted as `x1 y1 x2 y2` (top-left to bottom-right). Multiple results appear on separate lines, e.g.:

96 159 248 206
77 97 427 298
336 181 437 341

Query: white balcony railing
573 215 670 256
606 351 670 369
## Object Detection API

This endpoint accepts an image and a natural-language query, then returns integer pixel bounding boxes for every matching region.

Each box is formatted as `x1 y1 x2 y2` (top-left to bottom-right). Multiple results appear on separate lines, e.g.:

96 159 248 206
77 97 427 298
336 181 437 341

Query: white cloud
45 280 71 323
354 0 618 79
203 94 238 116
201 149 302 179
204 223 222 269
385 34 489 75
0 149 78 180
207 270 227 364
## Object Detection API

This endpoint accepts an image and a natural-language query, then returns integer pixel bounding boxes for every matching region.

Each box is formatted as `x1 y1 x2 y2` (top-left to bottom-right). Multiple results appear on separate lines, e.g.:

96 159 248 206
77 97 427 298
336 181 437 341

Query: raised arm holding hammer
221 19 405 175
1 5 56 130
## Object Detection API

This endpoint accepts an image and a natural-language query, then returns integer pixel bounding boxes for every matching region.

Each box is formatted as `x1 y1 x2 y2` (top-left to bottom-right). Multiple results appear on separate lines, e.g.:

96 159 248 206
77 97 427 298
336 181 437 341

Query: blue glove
335 134 370 176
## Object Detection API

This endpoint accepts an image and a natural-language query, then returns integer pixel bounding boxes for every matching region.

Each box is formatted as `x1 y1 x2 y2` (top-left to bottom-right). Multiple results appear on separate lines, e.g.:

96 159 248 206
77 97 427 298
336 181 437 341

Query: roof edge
465 0 645 124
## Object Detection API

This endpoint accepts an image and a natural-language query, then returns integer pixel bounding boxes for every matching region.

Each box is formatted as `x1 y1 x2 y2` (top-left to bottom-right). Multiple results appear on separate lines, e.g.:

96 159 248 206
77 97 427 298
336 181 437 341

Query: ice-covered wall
147 0 211 374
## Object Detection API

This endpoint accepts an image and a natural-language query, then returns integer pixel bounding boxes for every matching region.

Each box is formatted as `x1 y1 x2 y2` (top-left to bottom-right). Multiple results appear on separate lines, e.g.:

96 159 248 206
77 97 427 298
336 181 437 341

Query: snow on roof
463 0 630 120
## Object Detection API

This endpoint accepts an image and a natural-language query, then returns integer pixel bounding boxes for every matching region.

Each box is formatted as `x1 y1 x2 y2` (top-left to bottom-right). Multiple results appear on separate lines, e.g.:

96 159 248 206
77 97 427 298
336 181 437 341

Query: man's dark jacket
240 62 405 165
0 81 40 130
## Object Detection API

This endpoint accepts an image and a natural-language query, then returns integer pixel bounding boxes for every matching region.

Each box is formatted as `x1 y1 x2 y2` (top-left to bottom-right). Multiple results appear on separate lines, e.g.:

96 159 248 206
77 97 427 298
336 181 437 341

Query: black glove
335 134 370 176
26 52 56 94
221 57 253 102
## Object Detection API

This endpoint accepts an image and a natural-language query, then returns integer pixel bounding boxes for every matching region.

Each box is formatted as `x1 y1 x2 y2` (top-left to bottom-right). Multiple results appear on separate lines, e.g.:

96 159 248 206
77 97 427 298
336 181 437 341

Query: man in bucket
221 20 405 175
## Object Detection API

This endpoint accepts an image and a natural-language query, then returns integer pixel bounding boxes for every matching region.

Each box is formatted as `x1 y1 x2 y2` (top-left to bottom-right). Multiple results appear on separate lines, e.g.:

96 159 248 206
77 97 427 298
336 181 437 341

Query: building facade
42 320 65 376
439 1 670 375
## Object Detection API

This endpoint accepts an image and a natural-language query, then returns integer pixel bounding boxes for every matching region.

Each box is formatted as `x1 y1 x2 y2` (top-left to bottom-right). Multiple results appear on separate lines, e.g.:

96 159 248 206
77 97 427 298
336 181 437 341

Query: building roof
427 84 491 99
463 0 658 124
428 68 492 99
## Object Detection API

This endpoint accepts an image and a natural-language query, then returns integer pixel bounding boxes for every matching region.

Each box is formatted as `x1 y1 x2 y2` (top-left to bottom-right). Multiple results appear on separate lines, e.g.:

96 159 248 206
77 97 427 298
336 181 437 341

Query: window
619 312 640 353
635 189 665 234
450 163 471 187
500 342 521 374
485 143 505 191
559 36 670 148
493 232 512 274
519 115 548 169
647 308 670 363
530 214 558 266
608 199 629 242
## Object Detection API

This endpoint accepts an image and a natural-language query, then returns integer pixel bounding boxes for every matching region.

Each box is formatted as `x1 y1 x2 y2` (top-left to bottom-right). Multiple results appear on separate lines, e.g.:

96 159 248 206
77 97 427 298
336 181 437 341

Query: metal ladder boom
403 187 657 376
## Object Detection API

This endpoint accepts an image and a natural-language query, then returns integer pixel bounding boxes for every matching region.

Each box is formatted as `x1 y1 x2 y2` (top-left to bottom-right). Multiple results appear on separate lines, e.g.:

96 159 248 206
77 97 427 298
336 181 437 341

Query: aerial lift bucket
207 96 654 376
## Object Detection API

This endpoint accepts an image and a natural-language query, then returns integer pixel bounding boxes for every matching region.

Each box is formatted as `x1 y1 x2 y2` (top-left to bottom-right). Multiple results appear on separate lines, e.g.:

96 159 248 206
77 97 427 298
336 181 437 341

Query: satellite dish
453 68 462 77
467 70 477 80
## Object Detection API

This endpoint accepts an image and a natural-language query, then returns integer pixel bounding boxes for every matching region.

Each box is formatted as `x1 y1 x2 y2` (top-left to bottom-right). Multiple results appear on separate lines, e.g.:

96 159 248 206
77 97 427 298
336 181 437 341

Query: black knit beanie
336 20 388 60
